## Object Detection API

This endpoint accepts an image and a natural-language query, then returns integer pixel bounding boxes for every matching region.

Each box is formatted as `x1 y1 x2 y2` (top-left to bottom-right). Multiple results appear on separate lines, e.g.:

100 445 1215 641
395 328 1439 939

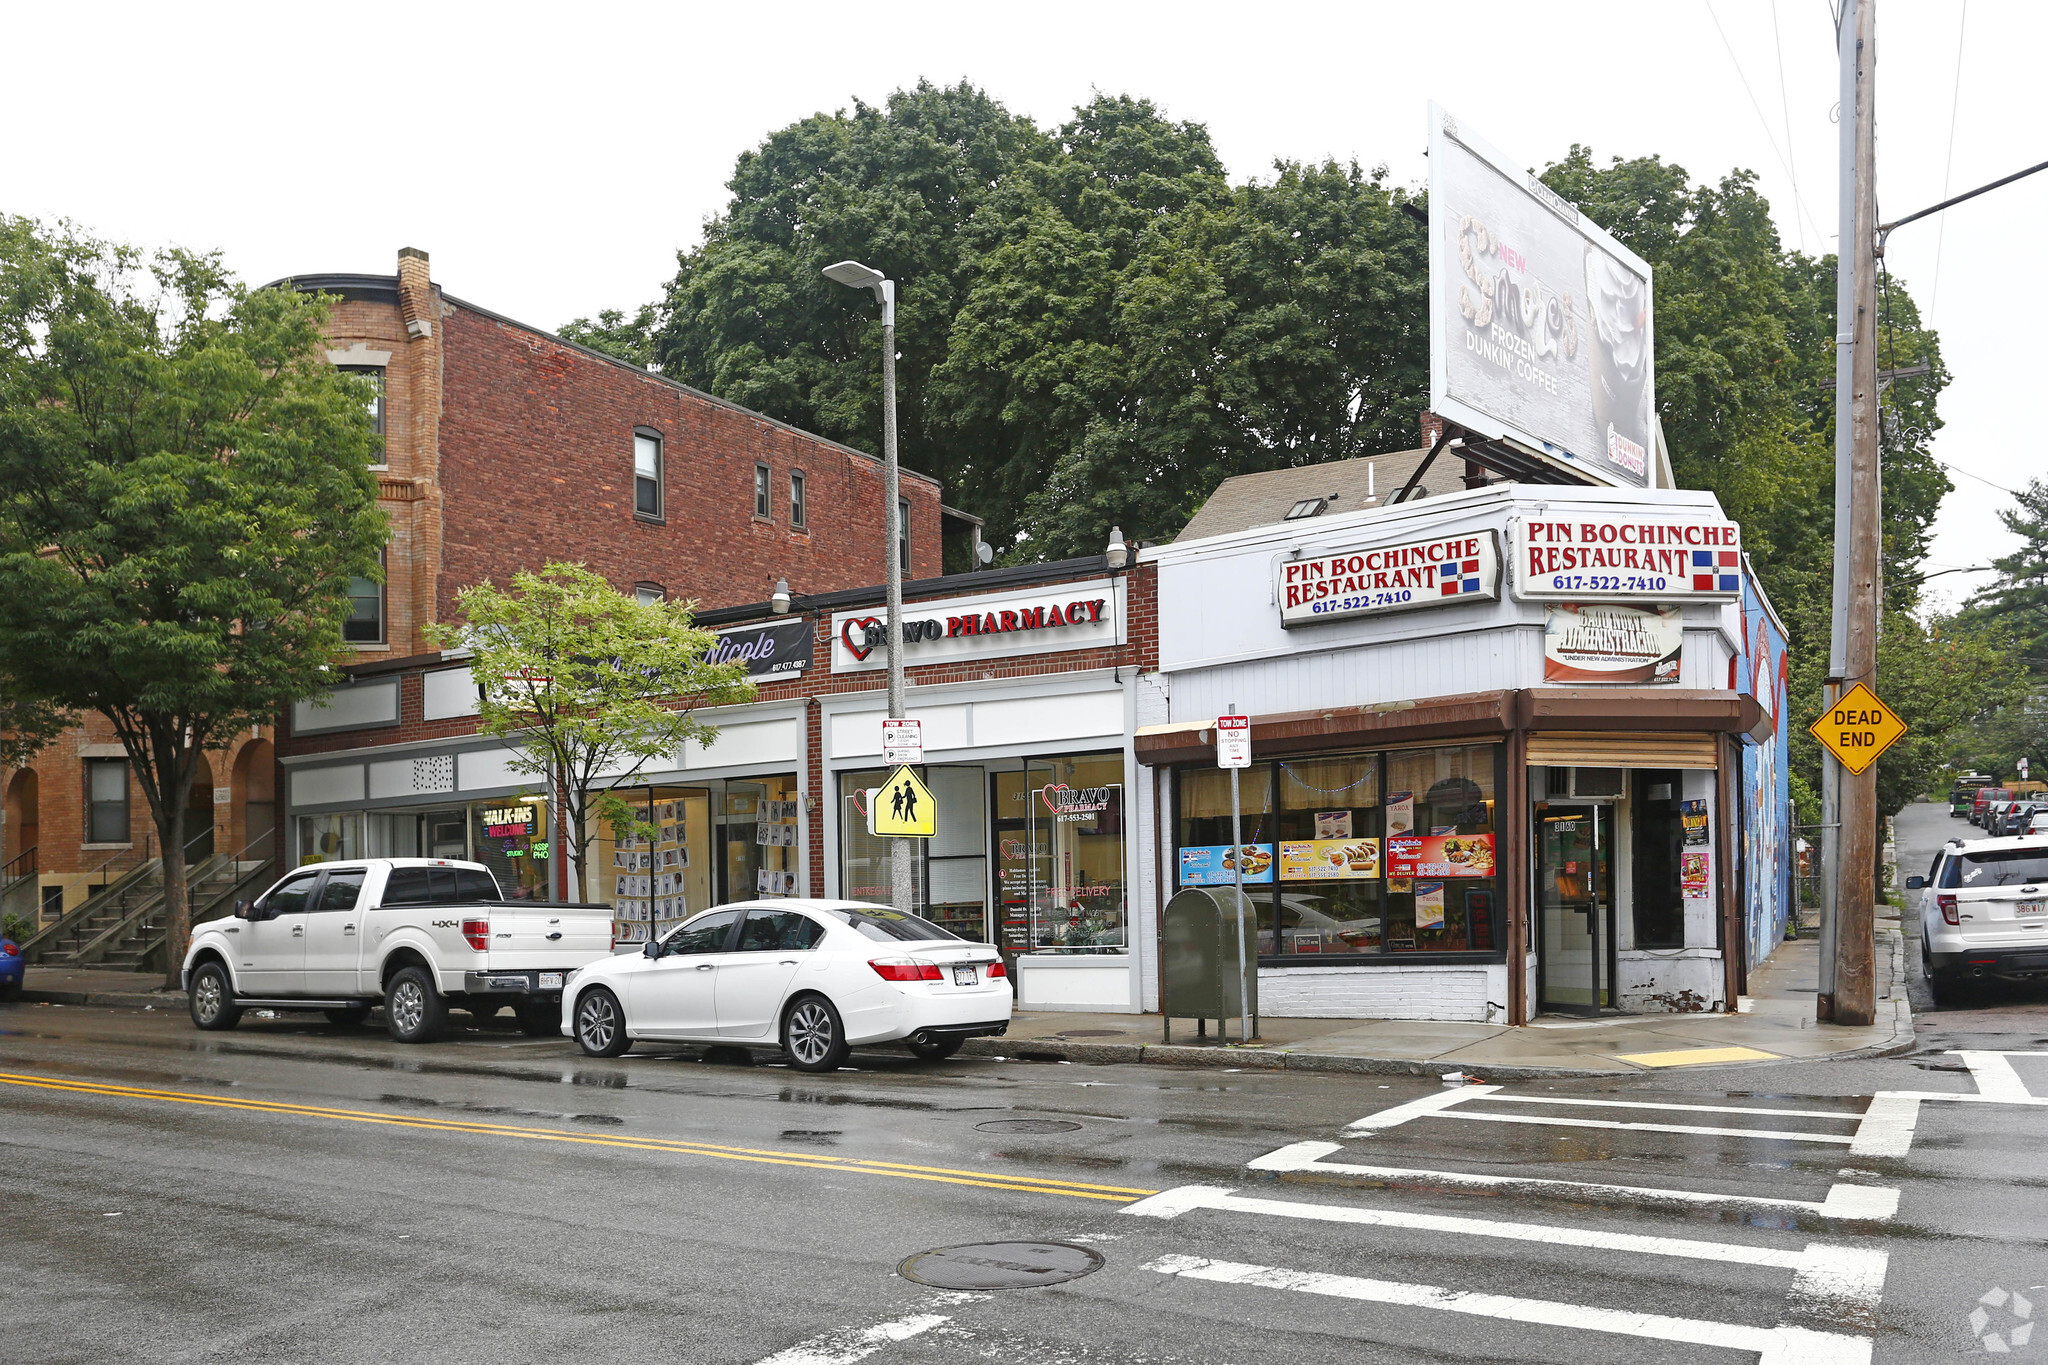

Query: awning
1525 732 1722 770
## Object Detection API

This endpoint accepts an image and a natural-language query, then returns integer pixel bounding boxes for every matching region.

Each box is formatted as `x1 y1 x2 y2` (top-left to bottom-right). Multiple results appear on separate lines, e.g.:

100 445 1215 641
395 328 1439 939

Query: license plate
952 964 977 986
538 972 564 989
2018 903 2046 918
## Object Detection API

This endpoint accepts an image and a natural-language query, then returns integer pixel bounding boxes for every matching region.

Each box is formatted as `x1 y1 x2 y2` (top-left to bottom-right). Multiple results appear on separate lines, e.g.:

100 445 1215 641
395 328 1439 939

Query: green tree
0 218 386 983
1959 476 2048 672
559 305 661 370
427 563 756 900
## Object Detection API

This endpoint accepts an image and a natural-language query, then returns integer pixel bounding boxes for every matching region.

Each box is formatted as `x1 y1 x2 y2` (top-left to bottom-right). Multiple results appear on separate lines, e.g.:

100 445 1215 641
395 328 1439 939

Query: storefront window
366 806 469 860
1174 742 1502 960
297 812 360 866
590 785 715 944
471 801 551 901
994 754 1126 955
840 768 923 913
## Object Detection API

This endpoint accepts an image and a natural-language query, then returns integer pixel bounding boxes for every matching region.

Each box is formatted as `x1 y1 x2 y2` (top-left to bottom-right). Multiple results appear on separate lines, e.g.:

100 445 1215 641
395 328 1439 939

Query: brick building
3 247 969 957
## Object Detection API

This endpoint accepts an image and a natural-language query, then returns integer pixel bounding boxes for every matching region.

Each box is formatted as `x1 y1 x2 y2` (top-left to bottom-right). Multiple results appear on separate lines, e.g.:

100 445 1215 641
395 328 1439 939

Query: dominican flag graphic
1691 549 1741 593
1438 558 1485 596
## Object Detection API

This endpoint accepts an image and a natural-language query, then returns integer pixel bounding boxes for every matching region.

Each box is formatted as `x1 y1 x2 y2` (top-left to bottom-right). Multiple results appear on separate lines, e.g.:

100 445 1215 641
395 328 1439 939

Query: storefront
1138 483 1783 1024
811 569 1146 1012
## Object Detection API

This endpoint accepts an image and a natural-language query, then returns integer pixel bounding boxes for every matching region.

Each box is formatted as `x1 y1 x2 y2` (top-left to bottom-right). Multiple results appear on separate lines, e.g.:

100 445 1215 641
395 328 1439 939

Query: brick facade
3 247 950 915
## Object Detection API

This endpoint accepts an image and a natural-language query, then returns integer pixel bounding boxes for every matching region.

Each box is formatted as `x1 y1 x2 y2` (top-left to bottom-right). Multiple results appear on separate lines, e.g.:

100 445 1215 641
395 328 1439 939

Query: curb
957 1036 1631 1080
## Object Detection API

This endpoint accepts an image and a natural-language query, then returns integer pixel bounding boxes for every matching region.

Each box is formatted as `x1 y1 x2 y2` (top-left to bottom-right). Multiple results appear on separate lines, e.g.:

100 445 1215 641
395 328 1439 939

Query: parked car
2008 803 2048 838
2030 810 2048 836
1909 835 2048 1006
180 858 613 1043
1987 800 2023 837
565 899 1011 1071
0 933 22 999
1972 788 2013 827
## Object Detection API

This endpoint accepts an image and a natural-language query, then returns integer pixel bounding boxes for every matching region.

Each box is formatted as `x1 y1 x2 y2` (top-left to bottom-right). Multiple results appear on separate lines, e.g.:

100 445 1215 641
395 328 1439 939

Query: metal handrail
20 825 219 962
46 830 276 968
2 845 34 884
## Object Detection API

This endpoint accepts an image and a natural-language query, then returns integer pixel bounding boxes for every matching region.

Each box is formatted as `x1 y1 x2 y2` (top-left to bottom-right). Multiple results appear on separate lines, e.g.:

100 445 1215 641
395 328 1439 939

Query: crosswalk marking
1482 1093 1855 1120
1144 1254 1873 1365
1437 1108 1858 1143
1846 1094 1920 1157
1337 1085 1499 1138
1121 1184 1888 1317
1247 1140 1900 1220
1950 1051 2039 1102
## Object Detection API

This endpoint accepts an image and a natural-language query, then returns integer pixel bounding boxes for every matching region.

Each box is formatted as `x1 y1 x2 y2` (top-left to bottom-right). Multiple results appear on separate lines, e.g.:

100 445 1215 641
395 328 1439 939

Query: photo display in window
1175 744 1501 957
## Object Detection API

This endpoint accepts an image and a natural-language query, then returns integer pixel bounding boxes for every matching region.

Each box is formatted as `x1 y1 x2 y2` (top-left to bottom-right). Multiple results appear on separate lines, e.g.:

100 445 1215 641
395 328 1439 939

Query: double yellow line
0 1069 1156 1203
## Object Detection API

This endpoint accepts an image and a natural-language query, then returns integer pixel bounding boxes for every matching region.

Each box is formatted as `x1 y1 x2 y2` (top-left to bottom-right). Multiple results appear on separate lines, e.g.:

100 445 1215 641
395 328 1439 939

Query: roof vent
1283 497 1328 521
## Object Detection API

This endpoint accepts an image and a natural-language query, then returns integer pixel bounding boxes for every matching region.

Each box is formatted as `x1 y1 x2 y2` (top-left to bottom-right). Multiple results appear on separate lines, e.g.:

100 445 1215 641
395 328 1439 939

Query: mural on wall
1738 569 1794 970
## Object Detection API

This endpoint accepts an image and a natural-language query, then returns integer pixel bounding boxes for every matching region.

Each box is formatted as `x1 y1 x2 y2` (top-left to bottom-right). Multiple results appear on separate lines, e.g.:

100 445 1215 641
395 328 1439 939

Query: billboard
1428 103 1655 488
1542 604 1682 684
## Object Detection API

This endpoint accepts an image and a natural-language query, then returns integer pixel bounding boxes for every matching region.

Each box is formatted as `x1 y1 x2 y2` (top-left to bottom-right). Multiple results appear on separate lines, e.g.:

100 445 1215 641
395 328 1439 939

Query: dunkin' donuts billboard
1428 103 1655 489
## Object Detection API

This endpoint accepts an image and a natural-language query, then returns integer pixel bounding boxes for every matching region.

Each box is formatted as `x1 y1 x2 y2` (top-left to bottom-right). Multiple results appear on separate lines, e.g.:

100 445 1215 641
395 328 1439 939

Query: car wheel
323 1006 371 1028
908 1035 964 1061
385 966 447 1044
188 962 242 1031
574 987 631 1057
515 998 561 1037
782 995 850 1073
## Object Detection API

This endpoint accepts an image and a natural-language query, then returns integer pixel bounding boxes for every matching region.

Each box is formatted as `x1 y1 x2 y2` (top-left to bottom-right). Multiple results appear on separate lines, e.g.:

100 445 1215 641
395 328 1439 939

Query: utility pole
822 261 913 914
1823 0 1880 1027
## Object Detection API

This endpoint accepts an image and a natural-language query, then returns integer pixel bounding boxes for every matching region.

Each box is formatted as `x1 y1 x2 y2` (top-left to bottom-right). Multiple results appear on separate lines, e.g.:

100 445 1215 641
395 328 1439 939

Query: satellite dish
976 541 994 566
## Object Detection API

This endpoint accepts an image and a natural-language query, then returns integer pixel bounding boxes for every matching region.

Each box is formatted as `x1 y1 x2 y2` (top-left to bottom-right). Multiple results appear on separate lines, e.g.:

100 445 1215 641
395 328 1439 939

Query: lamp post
823 260 912 915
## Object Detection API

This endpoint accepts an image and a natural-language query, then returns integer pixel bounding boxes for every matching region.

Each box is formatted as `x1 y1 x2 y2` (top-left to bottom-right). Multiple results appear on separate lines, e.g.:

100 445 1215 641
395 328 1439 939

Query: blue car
0 934 22 999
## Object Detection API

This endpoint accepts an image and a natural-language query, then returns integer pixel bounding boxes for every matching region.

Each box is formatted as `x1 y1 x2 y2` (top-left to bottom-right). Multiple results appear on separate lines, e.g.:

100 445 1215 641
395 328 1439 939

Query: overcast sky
7 0 2035 606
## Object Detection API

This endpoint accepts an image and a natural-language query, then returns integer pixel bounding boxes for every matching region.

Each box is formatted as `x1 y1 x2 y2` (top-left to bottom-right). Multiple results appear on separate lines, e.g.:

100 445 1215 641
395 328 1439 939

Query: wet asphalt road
3 815 2045 1365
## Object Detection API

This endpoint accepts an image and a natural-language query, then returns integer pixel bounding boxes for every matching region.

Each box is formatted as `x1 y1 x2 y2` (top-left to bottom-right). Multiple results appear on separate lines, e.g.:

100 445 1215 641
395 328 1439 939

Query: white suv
1911 835 2048 1005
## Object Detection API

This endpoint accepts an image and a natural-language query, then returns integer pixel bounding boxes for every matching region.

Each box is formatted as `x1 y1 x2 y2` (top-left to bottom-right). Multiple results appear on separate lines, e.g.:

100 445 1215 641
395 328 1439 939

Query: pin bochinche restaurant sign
1509 514 1743 602
830 578 1120 673
1279 531 1503 628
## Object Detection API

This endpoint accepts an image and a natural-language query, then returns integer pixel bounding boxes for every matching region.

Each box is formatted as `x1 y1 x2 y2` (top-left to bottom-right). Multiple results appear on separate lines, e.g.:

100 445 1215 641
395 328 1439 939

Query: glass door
1537 803 1614 1013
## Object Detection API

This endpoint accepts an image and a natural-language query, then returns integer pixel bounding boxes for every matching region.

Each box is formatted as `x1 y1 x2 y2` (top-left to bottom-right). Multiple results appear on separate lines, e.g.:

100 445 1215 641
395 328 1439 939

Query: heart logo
1040 783 1071 814
841 616 882 661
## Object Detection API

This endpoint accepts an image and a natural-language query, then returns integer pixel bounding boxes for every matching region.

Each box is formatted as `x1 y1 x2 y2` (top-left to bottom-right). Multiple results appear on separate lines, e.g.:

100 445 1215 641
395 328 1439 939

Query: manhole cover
975 1119 1083 1133
1055 1029 1124 1038
898 1241 1104 1290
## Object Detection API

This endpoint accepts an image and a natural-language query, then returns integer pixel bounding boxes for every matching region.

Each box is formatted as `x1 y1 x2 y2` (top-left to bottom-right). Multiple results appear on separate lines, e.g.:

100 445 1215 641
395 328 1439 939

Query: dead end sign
1808 682 1906 776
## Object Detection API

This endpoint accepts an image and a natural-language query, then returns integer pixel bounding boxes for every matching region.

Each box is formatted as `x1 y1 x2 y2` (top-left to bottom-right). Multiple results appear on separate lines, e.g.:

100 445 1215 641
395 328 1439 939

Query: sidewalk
15 927 1913 1079
964 928 1912 1079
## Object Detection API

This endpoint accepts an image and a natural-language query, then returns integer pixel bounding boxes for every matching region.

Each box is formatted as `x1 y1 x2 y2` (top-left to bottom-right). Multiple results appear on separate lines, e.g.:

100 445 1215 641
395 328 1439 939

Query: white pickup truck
180 858 614 1043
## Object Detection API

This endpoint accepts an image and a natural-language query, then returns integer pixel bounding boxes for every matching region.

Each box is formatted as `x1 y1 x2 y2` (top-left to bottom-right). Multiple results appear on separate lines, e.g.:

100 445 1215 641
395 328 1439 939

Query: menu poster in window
1177 844 1276 885
1681 850 1710 896
1386 833 1496 879
1314 810 1352 840
1386 793 1415 836
1414 880 1447 929
1278 838 1381 881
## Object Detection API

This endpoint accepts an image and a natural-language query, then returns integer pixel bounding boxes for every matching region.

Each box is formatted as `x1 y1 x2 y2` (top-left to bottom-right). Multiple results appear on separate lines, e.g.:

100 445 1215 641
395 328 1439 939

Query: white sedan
562 899 1012 1071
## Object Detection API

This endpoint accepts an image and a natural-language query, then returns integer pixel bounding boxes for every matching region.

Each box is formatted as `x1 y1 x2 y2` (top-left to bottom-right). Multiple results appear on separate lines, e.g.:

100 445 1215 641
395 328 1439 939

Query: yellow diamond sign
1808 683 1906 776
868 765 937 837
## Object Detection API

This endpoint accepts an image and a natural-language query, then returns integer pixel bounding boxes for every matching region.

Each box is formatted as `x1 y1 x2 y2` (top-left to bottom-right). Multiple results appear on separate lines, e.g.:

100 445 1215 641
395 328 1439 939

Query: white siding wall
1257 964 1508 1023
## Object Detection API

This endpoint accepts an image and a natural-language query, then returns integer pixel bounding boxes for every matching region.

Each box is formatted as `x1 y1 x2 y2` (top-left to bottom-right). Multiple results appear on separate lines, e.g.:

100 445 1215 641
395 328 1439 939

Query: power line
1702 0 1829 249
1933 1 1969 308
1768 0 1806 254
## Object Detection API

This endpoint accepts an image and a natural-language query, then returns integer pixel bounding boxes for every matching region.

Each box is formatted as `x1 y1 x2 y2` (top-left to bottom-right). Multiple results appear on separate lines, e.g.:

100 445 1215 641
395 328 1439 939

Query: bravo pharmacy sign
829 578 1120 673
1279 531 1503 628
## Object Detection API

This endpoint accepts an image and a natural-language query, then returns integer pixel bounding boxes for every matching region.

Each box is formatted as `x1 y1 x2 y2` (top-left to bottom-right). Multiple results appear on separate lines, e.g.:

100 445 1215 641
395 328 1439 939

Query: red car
1973 787 2013 828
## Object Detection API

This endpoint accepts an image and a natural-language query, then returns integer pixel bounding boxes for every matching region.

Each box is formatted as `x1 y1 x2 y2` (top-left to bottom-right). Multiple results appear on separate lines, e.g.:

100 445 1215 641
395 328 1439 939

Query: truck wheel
323 1006 371 1028
908 1035 964 1061
385 966 447 1044
515 998 561 1037
782 995 850 1073
574 987 631 1057
188 962 242 1031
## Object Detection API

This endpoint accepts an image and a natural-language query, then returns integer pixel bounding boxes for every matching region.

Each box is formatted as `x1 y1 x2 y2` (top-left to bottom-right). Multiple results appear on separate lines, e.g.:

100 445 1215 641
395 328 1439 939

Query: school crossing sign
868 765 937 838
1808 683 1906 776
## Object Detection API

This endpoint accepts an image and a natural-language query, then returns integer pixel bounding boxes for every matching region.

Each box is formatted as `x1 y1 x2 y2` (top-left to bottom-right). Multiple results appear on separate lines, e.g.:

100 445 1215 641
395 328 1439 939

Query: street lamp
771 577 791 615
823 259 913 915
1104 526 1129 571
